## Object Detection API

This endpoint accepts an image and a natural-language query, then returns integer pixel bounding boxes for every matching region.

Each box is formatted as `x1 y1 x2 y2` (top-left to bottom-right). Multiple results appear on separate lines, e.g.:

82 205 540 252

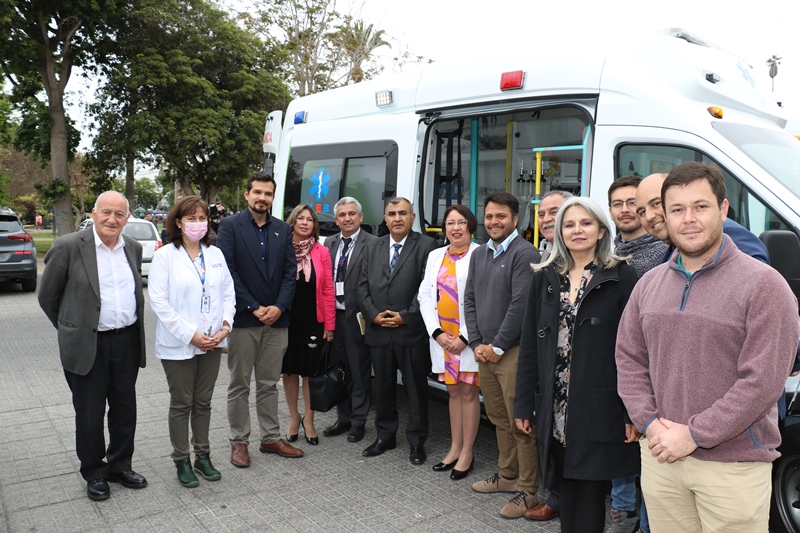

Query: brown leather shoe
259 439 304 458
230 443 250 468
523 502 559 521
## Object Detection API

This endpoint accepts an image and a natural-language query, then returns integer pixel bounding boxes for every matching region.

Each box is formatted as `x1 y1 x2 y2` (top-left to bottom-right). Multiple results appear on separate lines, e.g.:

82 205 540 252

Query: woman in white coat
418 205 480 480
149 196 235 488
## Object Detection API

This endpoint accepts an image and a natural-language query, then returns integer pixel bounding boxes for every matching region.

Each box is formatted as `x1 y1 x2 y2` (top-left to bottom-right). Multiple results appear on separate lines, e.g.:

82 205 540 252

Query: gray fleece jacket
616 236 799 462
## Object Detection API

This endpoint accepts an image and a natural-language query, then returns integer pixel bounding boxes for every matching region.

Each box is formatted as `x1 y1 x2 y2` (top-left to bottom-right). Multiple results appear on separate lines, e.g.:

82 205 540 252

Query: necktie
336 237 352 303
389 243 401 275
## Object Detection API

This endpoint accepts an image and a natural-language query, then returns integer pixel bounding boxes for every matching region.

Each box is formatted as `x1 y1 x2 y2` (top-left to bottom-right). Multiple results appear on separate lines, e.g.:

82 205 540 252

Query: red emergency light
500 70 525 91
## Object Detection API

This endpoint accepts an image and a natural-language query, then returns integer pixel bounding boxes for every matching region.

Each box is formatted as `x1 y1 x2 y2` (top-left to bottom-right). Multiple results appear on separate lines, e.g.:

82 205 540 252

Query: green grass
34 237 53 256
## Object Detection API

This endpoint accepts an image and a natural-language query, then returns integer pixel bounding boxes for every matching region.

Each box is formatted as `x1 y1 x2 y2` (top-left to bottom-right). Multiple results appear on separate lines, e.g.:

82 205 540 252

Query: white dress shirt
93 227 137 331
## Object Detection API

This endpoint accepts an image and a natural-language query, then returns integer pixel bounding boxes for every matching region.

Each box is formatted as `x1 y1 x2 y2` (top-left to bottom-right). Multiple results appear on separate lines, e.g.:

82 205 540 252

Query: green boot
193 453 221 481
176 457 199 488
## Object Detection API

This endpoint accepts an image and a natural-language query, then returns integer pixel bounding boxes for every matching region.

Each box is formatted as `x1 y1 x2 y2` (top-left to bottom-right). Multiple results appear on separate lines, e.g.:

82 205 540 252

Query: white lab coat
418 243 480 374
148 243 235 360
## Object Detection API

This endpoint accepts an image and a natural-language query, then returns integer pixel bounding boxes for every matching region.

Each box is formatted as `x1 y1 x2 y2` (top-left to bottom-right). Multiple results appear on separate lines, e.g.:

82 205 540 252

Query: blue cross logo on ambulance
301 160 342 218
310 168 331 200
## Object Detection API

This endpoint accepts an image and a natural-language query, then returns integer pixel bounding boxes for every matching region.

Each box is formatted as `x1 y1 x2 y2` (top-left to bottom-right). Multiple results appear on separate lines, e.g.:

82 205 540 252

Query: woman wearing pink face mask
149 196 235 488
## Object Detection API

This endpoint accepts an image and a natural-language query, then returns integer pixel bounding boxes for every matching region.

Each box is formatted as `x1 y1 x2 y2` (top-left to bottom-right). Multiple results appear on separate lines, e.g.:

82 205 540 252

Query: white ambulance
264 30 800 531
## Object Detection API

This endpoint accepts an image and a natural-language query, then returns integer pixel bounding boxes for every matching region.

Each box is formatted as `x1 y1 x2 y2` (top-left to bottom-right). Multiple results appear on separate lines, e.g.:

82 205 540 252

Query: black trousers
333 310 373 427
64 326 140 481
550 437 607 533
370 342 429 446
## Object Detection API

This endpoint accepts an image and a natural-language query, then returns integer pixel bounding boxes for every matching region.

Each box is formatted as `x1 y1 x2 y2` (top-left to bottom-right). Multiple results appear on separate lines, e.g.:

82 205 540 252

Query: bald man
39 191 148 501
635 173 769 263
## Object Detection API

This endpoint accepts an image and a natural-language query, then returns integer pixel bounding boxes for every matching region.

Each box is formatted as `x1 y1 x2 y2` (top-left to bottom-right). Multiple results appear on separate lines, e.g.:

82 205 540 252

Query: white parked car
78 217 162 277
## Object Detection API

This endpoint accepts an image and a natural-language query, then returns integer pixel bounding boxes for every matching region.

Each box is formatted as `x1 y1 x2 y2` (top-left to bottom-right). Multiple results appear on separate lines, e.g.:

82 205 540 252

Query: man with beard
609 176 668 278
216 172 303 468
464 192 541 519
617 162 798 531
634 173 768 264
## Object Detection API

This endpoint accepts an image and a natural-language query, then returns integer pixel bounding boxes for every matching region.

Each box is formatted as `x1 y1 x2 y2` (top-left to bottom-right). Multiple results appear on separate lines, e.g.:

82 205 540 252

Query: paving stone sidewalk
0 269 566 532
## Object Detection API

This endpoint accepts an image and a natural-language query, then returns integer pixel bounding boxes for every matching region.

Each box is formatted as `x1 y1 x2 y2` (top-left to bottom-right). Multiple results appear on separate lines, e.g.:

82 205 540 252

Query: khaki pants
161 349 222 462
478 346 539 493
227 326 288 445
640 439 771 533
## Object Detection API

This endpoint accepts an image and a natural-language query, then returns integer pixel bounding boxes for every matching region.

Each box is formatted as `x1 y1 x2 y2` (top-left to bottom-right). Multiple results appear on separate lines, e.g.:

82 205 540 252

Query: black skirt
282 266 324 377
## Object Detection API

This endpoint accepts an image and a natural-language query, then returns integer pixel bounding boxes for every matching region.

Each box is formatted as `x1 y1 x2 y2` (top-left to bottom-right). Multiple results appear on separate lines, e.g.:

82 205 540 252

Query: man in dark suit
216 172 303 468
358 197 437 465
39 191 148 501
322 197 377 443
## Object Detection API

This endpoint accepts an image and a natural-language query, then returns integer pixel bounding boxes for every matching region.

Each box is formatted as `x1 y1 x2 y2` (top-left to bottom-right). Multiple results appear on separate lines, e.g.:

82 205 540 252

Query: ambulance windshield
713 122 800 199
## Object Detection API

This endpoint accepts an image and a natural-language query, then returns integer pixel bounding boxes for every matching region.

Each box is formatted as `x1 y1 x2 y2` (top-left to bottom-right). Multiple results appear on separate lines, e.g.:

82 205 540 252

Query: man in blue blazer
216 172 302 468
358 197 437 465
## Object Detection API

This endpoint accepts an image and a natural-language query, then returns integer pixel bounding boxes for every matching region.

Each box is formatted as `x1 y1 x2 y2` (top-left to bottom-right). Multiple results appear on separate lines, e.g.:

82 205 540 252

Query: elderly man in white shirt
39 191 148 502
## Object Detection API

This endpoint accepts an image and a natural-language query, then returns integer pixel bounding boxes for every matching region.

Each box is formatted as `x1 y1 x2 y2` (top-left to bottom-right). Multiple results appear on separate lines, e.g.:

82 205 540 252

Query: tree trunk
48 83 74 236
125 151 135 210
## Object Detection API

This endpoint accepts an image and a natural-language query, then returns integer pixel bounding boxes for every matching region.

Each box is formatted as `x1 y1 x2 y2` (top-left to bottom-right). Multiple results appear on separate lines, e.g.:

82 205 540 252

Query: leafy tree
133 177 161 210
0 92 13 146
86 0 290 204
0 0 128 235
0 171 10 206
11 193 40 223
12 96 81 166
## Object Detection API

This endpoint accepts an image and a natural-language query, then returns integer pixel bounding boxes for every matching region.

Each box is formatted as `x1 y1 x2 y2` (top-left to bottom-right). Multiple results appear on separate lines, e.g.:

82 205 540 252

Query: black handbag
308 342 347 412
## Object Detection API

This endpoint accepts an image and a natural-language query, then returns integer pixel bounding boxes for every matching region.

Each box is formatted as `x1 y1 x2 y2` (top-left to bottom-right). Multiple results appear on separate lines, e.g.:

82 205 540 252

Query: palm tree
337 19 390 84
767 55 782 92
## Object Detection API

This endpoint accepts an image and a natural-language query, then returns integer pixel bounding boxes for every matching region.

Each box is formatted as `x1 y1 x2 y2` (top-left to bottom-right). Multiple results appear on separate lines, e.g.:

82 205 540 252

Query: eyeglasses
610 199 637 209
445 220 469 228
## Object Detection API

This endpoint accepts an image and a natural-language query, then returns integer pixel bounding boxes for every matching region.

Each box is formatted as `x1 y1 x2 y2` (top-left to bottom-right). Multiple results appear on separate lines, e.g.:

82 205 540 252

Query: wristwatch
492 345 504 356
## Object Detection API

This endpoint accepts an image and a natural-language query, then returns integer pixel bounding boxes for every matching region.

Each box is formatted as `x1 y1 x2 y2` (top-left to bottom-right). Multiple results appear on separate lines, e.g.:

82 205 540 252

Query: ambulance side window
617 144 791 236
285 141 398 236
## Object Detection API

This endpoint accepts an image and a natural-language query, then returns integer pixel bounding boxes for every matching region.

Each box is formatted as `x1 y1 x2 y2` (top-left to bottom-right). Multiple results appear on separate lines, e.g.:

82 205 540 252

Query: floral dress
552 262 597 445
436 249 479 386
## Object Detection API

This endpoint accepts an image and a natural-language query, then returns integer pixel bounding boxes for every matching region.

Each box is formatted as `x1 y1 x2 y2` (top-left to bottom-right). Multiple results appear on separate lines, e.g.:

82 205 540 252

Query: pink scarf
293 237 315 280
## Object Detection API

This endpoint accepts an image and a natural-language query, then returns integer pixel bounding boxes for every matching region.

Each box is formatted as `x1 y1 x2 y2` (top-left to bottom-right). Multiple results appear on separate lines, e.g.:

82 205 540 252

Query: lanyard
185 247 206 293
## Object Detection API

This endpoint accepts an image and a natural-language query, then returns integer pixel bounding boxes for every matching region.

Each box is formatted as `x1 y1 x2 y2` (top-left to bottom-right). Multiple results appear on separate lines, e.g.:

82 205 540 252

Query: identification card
336 281 345 297
201 295 211 314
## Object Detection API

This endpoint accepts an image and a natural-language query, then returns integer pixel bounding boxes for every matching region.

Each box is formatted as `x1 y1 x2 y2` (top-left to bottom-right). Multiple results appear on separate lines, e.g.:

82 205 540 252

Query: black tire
771 423 800 533
21 276 36 293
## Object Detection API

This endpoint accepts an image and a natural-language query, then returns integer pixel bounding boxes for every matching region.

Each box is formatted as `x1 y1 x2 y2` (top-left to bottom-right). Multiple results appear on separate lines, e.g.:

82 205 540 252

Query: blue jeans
611 475 650 533
611 475 637 511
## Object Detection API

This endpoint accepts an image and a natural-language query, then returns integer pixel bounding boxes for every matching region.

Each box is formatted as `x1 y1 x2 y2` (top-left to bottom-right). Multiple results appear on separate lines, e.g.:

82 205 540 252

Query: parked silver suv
0 208 37 292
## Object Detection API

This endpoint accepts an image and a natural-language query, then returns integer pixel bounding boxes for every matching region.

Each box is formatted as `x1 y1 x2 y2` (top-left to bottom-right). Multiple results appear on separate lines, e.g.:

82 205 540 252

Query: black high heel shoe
432 459 458 472
450 458 474 480
286 418 299 442
301 416 318 445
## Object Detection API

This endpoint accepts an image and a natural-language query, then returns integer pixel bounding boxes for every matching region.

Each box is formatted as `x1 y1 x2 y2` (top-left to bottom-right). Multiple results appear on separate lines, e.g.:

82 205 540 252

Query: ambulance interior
420 106 590 245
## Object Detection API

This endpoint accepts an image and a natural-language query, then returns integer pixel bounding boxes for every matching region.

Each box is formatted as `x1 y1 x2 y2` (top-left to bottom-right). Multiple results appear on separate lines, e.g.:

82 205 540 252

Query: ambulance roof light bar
500 70 525 91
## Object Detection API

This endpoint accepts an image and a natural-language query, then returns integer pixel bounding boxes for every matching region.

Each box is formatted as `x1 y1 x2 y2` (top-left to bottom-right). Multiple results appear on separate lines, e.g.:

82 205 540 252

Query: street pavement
0 262 586 532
